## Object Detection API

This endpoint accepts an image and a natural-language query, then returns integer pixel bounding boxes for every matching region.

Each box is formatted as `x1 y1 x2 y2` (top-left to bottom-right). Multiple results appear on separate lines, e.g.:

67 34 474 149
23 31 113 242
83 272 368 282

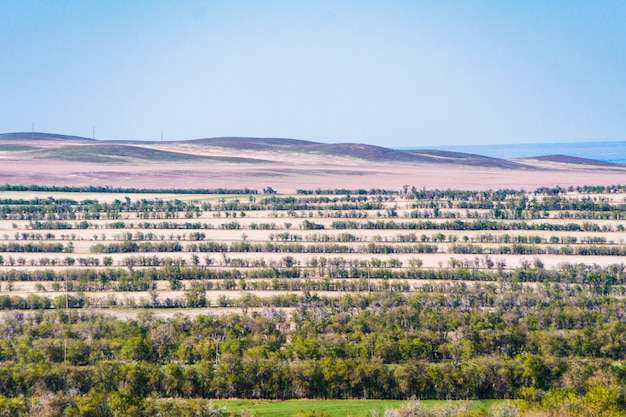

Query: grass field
212 399 505 417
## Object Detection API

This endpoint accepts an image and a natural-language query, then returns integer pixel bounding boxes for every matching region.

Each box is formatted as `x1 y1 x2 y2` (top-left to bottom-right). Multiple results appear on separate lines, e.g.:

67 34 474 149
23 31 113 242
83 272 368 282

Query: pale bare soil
0 306 296 321
3 149 626 193
1 252 623 273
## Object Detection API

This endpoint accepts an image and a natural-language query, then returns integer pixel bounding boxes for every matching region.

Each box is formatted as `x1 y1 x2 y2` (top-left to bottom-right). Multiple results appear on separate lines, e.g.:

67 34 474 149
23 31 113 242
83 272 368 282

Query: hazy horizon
2 1 625 147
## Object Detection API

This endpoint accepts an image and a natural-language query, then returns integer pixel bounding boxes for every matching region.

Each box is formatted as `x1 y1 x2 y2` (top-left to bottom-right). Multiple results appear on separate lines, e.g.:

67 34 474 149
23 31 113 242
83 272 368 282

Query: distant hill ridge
1 132 95 142
0 132 619 168
519 154 623 167
427 141 626 164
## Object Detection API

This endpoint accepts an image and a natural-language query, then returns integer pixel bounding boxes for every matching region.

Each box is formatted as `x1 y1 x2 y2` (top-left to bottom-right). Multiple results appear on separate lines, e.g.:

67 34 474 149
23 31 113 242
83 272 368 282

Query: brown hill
3 132 626 193
184 136 527 166
407 149 524 169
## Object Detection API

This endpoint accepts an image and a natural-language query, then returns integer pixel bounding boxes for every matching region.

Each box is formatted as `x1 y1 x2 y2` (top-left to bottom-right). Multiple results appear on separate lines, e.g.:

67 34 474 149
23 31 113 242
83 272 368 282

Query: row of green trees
0 184 257 194
1 261 625 285
3 187 626 222
330 219 612 232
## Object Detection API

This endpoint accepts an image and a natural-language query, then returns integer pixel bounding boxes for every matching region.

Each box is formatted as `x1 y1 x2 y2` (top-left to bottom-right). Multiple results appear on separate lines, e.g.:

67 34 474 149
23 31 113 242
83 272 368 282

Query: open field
3 133 626 193
211 399 505 417
213 399 408 417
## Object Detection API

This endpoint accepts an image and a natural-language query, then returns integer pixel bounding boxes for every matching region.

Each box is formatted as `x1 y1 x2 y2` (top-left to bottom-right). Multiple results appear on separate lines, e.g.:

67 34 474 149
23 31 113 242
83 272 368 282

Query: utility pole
92 126 95 140
31 122 34 140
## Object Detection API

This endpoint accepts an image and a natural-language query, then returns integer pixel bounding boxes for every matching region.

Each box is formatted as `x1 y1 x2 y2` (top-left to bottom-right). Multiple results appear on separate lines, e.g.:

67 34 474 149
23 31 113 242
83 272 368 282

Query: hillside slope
2 132 626 192
518 155 623 167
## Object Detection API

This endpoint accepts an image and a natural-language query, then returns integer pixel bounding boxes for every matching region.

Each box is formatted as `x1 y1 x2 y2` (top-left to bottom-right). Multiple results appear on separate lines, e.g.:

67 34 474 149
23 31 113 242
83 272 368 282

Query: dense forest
0 284 625 415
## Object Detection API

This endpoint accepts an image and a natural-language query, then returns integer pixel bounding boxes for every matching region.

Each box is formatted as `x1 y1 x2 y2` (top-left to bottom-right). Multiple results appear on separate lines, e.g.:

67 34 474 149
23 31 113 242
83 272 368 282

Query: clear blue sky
1 1 625 147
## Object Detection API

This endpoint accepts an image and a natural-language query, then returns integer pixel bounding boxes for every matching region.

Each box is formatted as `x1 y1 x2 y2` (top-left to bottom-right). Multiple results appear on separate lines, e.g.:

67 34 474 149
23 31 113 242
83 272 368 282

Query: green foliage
0 396 30 417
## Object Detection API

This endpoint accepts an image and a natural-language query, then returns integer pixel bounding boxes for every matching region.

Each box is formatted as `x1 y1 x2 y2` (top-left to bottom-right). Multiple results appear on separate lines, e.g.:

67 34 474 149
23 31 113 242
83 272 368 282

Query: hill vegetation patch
0 144 38 151
35 144 271 164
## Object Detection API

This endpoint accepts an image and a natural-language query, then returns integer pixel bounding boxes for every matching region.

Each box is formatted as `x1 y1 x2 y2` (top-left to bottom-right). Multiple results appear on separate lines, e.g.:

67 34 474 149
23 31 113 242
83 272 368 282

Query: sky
1 1 625 147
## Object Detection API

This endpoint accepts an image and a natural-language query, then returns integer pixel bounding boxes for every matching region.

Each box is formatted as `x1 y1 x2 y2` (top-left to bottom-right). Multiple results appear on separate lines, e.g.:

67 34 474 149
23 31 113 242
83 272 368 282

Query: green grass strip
212 399 506 417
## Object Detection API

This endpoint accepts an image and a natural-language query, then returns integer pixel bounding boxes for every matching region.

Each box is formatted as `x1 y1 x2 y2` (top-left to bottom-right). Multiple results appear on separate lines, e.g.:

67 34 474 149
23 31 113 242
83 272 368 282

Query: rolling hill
1 132 625 193
0 132 578 168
